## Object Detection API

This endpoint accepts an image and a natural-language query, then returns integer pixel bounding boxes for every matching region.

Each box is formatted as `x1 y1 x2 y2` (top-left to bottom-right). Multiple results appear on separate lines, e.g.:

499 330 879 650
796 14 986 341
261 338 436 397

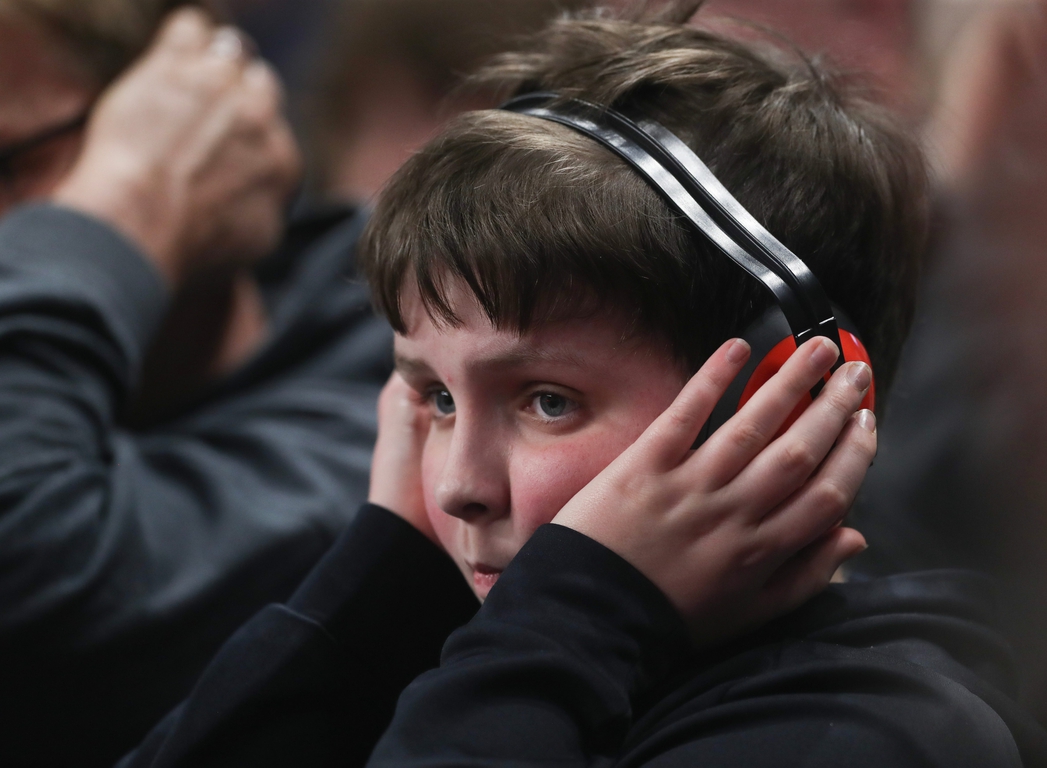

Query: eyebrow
394 347 589 378
394 354 435 379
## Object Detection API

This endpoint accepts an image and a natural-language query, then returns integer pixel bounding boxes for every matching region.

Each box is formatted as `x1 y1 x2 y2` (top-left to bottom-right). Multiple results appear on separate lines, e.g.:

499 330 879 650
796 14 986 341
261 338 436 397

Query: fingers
244 59 284 107
754 526 867 619
240 60 290 137
209 27 248 63
157 7 254 61
236 60 301 197
730 360 873 518
633 339 750 471
370 374 436 541
698 337 840 488
377 373 430 438
156 10 254 85
756 409 876 560
156 7 214 54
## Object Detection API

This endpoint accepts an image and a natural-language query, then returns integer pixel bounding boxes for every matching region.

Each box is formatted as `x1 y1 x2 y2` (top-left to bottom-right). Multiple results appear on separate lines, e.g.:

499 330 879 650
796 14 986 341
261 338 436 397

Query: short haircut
0 0 214 85
358 0 929 394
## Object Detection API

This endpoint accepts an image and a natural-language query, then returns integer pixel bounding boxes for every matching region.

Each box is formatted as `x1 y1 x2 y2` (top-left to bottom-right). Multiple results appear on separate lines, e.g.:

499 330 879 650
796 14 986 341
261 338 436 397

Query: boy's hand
369 373 437 543
553 337 874 647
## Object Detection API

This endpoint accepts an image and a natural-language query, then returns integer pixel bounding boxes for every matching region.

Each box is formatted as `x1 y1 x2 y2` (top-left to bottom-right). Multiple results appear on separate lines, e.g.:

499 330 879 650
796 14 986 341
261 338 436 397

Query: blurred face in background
0 14 94 215
705 0 915 110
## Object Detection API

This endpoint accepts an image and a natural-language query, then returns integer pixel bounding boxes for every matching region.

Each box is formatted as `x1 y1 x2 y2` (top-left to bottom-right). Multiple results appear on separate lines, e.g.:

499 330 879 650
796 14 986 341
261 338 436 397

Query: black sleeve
0 204 169 636
0 204 388 766
368 527 1033 768
120 503 479 768
367 523 692 767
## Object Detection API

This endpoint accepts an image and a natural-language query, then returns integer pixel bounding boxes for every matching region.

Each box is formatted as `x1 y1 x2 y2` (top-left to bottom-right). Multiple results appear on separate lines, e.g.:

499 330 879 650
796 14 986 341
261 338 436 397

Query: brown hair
0 0 217 86
359 0 929 393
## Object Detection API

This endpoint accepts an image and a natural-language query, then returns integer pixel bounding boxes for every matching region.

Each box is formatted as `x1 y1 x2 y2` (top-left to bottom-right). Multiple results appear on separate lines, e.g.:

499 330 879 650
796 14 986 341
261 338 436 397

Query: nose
433 416 510 522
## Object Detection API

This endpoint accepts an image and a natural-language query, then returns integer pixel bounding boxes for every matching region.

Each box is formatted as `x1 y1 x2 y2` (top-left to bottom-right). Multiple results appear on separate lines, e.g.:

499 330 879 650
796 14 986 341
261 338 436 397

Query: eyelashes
428 388 455 416
423 387 581 425
530 392 578 422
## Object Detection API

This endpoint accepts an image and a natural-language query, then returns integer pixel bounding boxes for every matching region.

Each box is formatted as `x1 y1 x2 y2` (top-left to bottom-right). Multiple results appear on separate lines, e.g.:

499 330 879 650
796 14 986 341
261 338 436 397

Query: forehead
0 15 94 141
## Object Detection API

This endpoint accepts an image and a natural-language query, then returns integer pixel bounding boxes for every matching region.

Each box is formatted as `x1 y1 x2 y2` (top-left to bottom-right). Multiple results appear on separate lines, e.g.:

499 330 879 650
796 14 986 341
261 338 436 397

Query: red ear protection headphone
501 93 875 446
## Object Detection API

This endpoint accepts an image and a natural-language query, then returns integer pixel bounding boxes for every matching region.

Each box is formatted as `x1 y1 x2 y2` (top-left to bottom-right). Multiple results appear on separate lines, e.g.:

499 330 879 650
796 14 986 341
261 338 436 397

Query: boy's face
395 282 688 600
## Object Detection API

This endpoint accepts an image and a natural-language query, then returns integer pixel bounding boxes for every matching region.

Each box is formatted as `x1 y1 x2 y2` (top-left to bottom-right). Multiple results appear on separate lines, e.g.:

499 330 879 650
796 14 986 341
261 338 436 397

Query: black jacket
0 204 393 767
124 504 1047 768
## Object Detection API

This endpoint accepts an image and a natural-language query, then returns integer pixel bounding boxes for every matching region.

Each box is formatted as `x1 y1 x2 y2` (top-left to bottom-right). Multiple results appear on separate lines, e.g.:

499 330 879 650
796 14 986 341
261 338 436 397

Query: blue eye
535 393 574 419
432 389 456 415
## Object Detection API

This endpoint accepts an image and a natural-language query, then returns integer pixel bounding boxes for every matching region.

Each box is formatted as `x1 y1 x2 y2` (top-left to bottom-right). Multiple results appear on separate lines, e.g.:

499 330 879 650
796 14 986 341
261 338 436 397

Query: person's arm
118 364 477 768
369 338 877 766
372 530 1032 768
121 503 478 768
0 10 306 765
53 9 300 285
0 203 168 630
370 523 686 766
0 7 301 626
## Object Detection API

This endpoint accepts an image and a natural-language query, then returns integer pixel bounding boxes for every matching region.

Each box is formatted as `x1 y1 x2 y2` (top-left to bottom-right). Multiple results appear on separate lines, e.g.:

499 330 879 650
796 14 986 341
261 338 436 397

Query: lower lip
472 569 502 597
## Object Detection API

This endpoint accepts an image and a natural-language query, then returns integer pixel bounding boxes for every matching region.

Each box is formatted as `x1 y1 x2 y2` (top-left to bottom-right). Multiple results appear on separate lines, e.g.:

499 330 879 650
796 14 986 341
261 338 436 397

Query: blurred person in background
0 1 394 765
703 0 917 111
224 0 335 103
853 0 1047 727
700 0 1047 729
304 0 596 203
303 0 915 205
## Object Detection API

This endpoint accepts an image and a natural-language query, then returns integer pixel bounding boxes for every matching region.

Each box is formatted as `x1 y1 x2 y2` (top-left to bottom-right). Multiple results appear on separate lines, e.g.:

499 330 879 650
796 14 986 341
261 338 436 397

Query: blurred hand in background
54 7 301 286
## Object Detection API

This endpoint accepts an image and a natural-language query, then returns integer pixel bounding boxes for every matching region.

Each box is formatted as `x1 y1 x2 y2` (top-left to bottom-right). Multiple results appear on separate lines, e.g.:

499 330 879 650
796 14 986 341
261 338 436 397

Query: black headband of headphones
499 92 845 376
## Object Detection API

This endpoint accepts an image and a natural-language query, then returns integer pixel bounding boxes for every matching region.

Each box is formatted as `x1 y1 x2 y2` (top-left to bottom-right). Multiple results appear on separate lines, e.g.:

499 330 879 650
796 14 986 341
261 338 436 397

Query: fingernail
210 28 245 60
846 362 872 392
857 409 876 432
726 339 750 365
810 338 839 370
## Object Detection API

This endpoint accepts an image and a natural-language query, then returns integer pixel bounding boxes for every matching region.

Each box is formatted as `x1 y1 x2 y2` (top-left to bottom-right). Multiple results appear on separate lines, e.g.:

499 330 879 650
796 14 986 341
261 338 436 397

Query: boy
122 3 1046 766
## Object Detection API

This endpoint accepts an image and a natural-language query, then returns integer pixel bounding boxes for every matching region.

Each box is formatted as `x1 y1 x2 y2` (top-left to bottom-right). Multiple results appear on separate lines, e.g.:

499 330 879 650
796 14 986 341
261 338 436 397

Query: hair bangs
362 110 695 343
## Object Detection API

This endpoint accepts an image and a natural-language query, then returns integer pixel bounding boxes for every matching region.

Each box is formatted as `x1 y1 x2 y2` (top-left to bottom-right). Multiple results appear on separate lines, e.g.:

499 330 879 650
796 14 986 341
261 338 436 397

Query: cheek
508 429 638 537
507 377 681 536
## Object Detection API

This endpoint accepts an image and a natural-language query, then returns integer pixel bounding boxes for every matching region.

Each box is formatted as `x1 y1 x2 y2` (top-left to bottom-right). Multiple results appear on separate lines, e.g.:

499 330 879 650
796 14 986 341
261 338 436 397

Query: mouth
469 563 504 598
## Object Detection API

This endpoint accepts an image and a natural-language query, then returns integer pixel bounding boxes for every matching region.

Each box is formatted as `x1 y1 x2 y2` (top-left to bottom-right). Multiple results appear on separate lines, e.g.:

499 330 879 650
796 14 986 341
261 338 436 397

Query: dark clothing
0 204 393 767
852 202 1047 722
122 504 479 768
124 504 1047 768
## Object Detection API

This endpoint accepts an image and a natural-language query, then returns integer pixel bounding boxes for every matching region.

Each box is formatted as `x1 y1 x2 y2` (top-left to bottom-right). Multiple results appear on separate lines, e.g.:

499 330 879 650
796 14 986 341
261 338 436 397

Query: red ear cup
736 331 875 437
694 304 875 448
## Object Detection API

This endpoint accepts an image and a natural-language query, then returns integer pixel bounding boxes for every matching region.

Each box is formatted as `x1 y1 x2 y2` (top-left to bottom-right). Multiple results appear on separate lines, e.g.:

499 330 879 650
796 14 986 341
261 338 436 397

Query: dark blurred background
220 0 953 201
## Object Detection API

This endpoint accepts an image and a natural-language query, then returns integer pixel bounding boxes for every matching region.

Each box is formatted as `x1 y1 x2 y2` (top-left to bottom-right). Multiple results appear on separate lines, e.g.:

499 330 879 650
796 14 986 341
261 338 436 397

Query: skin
53 11 301 285
397 297 688 600
374 280 875 645
0 8 301 414
926 0 1047 188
